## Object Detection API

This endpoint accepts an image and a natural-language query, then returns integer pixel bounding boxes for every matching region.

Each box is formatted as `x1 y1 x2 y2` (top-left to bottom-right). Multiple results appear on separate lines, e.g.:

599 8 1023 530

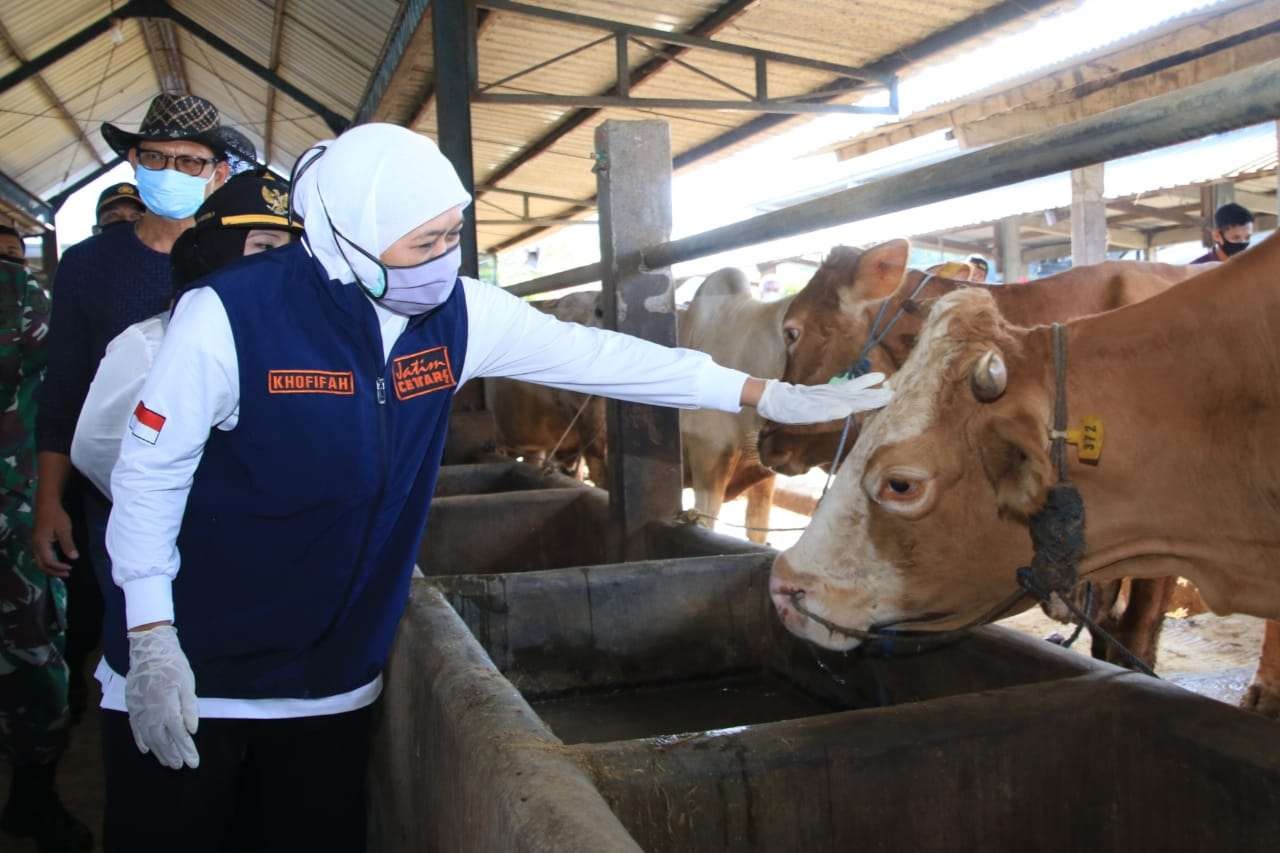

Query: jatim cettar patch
392 346 456 401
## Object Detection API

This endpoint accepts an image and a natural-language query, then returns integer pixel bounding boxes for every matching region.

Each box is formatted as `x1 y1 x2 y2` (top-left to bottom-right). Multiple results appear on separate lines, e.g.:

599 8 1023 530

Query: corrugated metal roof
0 0 1074 236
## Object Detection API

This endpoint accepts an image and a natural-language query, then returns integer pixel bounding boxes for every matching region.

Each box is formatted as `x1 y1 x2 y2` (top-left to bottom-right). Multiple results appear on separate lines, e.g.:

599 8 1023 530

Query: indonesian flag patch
129 401 167 445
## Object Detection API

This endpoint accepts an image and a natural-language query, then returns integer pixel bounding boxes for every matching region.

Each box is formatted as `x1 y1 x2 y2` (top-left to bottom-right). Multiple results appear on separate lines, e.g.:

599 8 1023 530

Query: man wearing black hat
25 95 236 849
35 93 235 579
93 183 145 236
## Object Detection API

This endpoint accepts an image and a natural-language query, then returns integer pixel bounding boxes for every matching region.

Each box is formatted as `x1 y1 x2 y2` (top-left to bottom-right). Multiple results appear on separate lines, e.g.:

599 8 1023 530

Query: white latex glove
125 625 200 770
756 373 892 425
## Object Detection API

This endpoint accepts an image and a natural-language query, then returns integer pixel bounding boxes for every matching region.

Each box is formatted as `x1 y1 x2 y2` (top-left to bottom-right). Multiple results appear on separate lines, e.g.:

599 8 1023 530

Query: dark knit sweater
37 223 173 454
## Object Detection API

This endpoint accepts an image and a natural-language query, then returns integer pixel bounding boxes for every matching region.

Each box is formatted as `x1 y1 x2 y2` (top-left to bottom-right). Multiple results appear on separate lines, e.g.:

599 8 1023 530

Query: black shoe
1 768 93 853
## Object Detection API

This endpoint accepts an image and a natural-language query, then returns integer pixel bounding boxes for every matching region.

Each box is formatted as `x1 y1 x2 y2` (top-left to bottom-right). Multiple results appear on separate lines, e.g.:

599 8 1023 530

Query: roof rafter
139 16 189 94
263 0 289 165
0 16 106 168
489 0 1070 253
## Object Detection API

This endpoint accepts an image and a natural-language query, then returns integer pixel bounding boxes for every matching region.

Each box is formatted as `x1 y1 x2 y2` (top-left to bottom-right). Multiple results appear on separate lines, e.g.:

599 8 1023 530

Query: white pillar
1070 164 1107 267
997 217 1024 282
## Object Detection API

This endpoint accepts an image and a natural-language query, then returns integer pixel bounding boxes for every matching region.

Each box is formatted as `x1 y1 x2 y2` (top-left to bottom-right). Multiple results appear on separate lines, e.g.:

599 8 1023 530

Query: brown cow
757 243 1205 668
486 292 608 481
769 237 1280 717
758 242 1203 476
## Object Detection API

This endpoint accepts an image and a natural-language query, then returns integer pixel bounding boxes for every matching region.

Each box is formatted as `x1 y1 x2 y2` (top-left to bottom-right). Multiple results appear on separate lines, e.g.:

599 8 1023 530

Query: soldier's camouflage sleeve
0 265 49 495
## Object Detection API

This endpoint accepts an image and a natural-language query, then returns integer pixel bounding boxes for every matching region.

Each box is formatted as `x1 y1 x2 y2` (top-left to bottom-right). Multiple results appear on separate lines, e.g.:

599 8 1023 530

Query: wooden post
1070 164 1107 267
595 120 680 562
996 217 1023 282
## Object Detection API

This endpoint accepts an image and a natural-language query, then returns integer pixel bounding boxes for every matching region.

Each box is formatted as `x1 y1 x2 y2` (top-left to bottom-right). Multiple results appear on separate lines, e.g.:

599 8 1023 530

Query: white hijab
291 123 471 286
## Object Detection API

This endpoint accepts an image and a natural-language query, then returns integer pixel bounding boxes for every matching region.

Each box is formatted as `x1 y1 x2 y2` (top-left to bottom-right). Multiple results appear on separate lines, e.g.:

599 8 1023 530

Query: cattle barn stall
4 2 1280 851
368 56 1280 852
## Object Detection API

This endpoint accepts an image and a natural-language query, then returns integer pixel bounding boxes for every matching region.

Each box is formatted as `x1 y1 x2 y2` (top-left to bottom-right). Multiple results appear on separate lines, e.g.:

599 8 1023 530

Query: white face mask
319 189 460 316
378 246 462 316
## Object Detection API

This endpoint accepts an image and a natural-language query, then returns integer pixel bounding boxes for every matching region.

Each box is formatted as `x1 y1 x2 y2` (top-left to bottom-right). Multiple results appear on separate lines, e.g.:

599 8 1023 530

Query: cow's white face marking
773 290 997 648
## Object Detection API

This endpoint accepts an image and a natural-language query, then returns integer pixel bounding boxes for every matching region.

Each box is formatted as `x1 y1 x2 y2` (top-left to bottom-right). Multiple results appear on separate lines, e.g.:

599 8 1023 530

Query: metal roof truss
471 0 899 116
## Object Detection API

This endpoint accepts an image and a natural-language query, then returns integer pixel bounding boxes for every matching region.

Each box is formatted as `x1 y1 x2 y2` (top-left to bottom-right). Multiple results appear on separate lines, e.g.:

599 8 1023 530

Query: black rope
1017 569 1157 678
1051 322 1069 483
1059 582 1093 649
821 273 936 496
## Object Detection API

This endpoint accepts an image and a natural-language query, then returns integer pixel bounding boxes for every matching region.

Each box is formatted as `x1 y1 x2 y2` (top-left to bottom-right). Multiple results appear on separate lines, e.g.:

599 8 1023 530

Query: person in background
92 184 146 236
1192 202 1254 264
0 248 91 852
0 225 25 266
72 169 302 502
32 92 232 589
967 255 990 282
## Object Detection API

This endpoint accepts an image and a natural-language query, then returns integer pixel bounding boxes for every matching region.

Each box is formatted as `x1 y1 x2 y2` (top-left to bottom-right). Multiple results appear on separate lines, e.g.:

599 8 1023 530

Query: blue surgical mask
135 167 212 220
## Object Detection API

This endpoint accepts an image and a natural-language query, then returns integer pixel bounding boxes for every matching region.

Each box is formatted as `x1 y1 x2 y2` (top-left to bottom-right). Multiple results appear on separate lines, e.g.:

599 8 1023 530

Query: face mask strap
316 187 390 299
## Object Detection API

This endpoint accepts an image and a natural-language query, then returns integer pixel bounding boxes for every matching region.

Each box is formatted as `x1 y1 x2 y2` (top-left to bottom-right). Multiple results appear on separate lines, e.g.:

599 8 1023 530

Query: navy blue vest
102 242 467 699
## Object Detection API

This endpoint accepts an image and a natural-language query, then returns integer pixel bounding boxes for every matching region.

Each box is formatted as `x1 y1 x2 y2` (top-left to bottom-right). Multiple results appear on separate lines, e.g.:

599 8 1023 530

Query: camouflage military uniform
0 259 62 766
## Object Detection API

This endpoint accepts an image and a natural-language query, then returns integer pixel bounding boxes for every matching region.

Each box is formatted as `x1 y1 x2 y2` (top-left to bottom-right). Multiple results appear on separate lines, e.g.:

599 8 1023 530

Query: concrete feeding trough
369 544 1280 852
418 462 608 576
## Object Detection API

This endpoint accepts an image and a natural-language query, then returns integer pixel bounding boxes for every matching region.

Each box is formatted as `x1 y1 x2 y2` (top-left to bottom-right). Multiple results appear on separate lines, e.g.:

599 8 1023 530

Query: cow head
757 239 914 475
770 289 1053 650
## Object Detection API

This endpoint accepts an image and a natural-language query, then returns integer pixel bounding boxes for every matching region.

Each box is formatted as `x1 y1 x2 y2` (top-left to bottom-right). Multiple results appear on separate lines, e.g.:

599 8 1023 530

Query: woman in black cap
72 169 302 502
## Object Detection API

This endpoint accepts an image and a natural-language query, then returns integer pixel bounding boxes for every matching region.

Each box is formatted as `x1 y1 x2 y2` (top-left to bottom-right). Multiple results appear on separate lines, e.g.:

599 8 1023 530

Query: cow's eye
880 478 919 500
784 326 801 345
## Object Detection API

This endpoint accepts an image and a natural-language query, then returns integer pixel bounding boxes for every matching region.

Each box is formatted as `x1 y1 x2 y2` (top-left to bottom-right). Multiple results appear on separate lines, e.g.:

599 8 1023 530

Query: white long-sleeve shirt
85 276 748 718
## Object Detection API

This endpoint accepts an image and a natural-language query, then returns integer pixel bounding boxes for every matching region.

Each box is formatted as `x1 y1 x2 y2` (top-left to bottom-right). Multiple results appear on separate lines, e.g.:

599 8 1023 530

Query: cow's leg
1084 580 1122 661
1242 619 1280 720
742 474 776 545
688 441 736 532
1101 576 1175 670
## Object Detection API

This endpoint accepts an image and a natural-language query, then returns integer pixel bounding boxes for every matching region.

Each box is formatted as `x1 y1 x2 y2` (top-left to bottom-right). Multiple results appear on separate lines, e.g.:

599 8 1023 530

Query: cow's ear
978 411 1051 518
846 239 910 304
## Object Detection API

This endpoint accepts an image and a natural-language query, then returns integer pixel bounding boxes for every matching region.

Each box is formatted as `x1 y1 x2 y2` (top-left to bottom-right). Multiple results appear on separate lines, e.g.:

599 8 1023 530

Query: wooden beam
957 25 1280 148
139 17 189 94
1233 188 1276 213
1107 200 1202 229
355 0 432 125
263 0 287 165
836 0 1280 160
0 17 105 167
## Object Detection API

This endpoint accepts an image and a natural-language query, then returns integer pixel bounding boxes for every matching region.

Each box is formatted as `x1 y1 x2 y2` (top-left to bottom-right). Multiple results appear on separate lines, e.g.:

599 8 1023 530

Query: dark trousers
64 476 104 715
101 705 372 853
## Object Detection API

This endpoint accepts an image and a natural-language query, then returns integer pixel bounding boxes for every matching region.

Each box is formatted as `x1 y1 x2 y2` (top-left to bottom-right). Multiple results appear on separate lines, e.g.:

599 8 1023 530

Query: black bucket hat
101 93 228 158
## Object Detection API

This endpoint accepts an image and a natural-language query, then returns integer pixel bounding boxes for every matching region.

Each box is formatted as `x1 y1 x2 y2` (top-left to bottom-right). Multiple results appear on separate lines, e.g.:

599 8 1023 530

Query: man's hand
32 451 77 577
32 496 77 577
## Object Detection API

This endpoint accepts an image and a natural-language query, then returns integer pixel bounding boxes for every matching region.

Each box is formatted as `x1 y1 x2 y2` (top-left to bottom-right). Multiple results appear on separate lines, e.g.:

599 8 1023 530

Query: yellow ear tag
1053 416 1104 462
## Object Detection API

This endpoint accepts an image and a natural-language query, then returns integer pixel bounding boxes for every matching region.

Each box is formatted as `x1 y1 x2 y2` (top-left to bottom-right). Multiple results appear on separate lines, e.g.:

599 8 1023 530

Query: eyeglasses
135 148 221 177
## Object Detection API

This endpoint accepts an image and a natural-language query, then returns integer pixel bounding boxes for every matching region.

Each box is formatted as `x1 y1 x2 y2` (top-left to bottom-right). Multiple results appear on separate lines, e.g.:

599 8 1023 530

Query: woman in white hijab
96 124 889 850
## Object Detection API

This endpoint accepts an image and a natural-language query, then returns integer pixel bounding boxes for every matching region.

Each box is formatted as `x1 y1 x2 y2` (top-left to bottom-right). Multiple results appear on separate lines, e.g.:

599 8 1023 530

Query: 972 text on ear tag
1059 416 1104 463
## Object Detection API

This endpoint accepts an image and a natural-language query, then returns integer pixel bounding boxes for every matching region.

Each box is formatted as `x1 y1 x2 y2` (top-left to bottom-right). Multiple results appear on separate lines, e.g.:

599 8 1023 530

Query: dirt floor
689 470 1268 709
